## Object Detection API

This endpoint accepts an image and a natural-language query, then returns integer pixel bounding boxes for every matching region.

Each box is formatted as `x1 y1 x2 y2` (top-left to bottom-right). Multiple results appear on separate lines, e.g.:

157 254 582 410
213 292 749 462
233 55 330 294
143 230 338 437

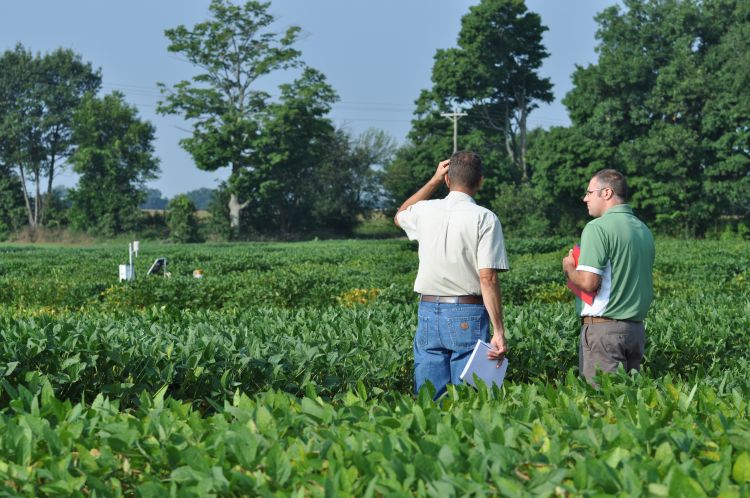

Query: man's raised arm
394 159 450 227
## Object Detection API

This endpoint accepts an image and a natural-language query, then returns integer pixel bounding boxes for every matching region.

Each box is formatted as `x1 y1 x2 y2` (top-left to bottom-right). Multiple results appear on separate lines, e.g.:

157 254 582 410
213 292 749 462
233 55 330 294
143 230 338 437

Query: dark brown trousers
579 320 646 383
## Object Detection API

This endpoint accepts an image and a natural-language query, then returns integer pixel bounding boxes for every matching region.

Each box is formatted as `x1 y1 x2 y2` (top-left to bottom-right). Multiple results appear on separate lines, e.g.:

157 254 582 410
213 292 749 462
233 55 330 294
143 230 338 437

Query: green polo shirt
576 204 655 321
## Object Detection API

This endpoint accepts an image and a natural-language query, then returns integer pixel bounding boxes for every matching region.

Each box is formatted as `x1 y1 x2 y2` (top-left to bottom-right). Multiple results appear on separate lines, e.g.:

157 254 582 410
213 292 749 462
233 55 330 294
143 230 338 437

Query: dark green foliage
236 67 338 234
41 186 71 230
431 0 553 181
205 183 232 240
525 126 605 235
0 169 26 239
67 92 159 236
167 194 202 243
0 44 101 229
387 0 750 239
490 182 549 237
383 0 552 207
158 0 305 236
158 2 386 238
560 0 750 236
309 129 395 233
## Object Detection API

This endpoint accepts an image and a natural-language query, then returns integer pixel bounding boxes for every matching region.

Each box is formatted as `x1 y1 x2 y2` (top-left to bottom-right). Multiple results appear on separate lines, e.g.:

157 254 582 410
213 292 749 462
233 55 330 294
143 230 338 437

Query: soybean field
0 238 748 496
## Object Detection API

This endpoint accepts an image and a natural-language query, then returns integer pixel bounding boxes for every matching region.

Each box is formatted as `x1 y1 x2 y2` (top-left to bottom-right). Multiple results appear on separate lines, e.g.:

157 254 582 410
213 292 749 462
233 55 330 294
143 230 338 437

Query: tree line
385 0 750 238
1 0 748 242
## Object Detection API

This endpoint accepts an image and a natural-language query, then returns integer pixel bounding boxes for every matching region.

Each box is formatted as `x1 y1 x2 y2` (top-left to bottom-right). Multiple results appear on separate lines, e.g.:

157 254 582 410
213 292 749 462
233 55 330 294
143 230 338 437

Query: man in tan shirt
394 151 509 397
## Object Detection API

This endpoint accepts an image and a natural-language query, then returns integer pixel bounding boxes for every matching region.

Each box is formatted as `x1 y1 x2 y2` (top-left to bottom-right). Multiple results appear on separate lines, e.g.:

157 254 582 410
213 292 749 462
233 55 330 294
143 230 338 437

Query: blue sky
0 1 617 197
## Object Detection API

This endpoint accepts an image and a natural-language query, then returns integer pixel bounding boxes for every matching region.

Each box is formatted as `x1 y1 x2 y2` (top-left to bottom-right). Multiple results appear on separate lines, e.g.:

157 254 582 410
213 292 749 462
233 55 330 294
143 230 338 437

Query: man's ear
445 175 451 189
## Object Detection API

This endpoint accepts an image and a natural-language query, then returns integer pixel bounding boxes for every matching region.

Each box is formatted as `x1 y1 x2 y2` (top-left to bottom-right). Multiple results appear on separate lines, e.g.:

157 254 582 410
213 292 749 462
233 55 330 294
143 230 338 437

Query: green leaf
732 452 750 483
648 483 669 496
437 445 455 468
301 397 330 423
668 466 707 497
4 361 19 376
136 482 170 497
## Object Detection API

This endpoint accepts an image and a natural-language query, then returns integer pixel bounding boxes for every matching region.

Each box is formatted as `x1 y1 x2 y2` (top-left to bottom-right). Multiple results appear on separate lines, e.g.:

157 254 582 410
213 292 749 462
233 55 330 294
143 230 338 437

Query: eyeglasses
582 187 609 201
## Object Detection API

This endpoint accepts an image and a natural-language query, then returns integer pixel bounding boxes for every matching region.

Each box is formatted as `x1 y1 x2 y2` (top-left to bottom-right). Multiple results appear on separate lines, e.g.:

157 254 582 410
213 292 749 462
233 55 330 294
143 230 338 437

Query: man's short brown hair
594 169 628 201
448 151 483 190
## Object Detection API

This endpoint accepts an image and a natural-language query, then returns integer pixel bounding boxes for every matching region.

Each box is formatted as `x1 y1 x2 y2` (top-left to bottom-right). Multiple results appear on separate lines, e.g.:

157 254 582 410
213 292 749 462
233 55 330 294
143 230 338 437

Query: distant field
0 238 748 495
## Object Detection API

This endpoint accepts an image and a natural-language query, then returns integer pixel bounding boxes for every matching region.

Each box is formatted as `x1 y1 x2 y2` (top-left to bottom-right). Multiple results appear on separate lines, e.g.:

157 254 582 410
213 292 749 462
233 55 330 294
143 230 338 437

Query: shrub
167 194 202 243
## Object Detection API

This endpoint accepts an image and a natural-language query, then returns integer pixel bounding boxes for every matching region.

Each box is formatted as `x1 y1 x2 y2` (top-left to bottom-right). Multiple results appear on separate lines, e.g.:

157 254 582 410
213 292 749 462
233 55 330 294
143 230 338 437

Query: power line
104 81 571 130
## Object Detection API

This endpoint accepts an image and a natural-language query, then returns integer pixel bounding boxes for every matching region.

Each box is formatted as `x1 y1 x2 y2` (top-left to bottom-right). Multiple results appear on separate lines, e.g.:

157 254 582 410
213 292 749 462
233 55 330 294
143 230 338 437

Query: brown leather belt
581 316 641 325
581 316 615 325
421 294 483 304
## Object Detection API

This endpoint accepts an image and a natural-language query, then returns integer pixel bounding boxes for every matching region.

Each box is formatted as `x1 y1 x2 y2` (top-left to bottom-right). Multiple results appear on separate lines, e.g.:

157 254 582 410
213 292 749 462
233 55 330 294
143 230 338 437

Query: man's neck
449 187 476 197
600 200 625 216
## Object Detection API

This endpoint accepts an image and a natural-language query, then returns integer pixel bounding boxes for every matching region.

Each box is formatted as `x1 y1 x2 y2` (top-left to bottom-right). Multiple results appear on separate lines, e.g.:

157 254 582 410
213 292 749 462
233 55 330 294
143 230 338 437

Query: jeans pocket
416 315 429 348
449 315 483 350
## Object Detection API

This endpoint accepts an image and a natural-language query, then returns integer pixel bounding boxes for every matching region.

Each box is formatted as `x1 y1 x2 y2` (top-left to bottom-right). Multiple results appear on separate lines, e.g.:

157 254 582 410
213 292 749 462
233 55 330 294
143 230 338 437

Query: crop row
1 239 747 310
1 293 748 409
0 372 748 496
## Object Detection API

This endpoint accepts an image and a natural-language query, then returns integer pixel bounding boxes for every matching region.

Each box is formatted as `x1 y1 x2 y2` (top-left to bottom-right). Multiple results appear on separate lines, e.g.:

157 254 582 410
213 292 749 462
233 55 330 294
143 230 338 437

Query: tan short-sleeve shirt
397 191 509 296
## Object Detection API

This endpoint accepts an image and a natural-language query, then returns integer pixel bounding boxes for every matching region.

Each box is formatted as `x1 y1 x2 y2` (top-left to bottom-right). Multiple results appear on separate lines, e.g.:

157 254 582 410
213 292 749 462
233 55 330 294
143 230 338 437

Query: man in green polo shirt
562 169 655 383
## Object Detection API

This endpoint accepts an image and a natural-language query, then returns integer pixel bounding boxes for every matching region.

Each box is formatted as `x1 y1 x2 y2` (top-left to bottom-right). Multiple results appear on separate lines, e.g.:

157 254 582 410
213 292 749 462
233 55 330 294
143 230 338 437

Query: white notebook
459 339 509 389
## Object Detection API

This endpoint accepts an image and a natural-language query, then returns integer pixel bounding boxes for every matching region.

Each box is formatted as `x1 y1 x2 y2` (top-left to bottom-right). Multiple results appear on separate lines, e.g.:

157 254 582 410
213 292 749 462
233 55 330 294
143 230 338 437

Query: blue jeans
414 301 490 398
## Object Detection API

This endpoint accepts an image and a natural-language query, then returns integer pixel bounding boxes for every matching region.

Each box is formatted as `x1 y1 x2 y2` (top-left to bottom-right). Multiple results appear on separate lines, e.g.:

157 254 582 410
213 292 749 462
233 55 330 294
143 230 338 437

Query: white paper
459 339 508 389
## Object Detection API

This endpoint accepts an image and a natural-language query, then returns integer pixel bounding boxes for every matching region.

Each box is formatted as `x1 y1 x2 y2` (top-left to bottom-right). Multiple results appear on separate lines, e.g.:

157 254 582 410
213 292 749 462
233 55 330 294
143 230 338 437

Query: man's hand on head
431 159 450 185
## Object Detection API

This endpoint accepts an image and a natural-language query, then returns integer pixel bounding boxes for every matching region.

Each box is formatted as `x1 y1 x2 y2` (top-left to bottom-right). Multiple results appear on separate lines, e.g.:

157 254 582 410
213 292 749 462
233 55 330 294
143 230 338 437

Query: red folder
567 244 596 305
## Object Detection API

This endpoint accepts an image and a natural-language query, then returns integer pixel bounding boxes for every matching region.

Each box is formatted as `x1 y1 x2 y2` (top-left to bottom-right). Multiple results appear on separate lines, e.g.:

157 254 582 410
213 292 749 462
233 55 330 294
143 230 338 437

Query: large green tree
383 0 552 208
562 0 750 235
67 93 160 236
157 0 303 236
431 0 553 181
235 68 338 234
525 126 608 235
0 44 101 230
700 0 750 229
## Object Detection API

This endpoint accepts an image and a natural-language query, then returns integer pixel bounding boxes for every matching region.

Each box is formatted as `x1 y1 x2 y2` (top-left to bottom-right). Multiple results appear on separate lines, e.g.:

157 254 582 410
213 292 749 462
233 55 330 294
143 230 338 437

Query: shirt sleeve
396 203 421 241
477 213 509 270
578 223 607 275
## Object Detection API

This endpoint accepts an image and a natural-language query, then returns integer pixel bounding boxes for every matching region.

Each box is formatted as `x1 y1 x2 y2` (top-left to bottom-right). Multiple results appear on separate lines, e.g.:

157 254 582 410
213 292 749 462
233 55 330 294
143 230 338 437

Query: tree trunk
517 87 529 183
519 104 529 183
503 105 515 164
18 164 35 229
228 192 249 237
34 166 40 227
40 151 56 226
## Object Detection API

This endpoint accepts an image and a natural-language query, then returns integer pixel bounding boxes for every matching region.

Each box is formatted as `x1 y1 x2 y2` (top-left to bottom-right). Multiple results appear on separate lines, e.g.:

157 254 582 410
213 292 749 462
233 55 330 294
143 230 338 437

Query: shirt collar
603 204 633 216
445 191 476 204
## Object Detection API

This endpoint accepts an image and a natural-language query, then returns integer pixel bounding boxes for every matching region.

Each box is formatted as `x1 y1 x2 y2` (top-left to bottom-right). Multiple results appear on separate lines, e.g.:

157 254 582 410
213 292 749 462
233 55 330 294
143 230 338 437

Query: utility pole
441 107 468 153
